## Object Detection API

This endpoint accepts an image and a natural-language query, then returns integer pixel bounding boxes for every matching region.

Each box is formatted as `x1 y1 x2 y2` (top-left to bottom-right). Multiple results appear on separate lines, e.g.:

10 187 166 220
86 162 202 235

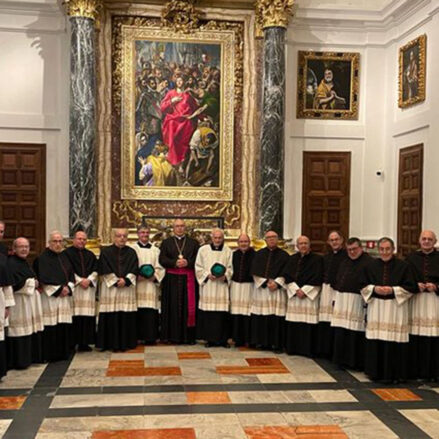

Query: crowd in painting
0 219 438 385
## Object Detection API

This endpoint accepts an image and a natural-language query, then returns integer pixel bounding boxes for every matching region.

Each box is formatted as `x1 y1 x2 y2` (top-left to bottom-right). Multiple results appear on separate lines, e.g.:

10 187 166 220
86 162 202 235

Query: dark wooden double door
0 143 46 259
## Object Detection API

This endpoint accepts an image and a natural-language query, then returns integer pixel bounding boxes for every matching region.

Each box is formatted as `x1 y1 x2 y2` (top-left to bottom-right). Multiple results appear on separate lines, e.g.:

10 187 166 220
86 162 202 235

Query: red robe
160 89 199 165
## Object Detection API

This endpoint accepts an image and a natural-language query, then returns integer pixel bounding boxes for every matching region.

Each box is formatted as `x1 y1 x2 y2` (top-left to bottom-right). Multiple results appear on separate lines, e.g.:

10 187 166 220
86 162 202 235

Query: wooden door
397 144 423 257
0 143 46 259
302 152 351 254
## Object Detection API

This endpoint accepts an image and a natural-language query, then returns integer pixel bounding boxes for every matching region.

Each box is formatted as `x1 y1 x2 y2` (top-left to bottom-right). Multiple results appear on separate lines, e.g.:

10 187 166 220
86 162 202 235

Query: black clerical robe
0 254 13 378
0 242 7 257
96 245 138 351
64 246 98 349
159 235 199 344
6 255 44 369
331 252 372 370
361 257 417 381
406 249 439 380
250 247 289 350
33 249 75 362
230 248 255 347
282 252 323 357
316 249 347 358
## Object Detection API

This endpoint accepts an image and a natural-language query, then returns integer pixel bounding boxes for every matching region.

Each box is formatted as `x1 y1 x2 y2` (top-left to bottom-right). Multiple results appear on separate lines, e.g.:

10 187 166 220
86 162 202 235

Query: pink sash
167 267 196 327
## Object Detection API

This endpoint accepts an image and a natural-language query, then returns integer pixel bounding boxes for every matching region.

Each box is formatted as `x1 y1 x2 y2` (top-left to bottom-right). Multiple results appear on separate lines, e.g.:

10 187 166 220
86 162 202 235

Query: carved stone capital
255 0 295 30
161 0 202 34
64 0 102 20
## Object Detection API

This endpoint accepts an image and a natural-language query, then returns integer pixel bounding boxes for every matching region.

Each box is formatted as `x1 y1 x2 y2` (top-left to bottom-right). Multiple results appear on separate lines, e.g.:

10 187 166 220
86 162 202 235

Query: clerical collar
137 241 151 249
174 235 185 240
210 243 224 251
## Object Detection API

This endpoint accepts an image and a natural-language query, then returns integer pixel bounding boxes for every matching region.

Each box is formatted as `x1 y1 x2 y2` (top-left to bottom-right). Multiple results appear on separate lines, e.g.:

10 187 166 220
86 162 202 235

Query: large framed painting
120 27 235 200
297 51 360 120
398 34 426 108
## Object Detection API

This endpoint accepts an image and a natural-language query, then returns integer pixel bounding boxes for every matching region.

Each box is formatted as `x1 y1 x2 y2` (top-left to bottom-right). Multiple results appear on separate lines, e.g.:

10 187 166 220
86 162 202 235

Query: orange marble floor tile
92 428 195 439
246 358 283 366
177 352 211 360
107 360 181 377
372 388 422 401
186 391 231 404
244 425 348 439
0 396 26 410
238 346 258 351
216 365 289 374
124 345 146 353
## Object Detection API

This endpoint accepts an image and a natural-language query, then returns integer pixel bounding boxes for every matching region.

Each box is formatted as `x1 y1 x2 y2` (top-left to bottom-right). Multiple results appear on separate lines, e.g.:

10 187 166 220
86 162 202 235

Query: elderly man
282 236 323 357
7 238 44 369
361 237 417 382
230 233 255 347
33 231 75 362
131 224 164 345
195 228 233 347
97 228 138 352
316 231 347 358
331 237 372 370
0 221 8 256
64 230 98 352
250 231 289 351
406 230 439 381
0 251 14 378
159 219 200 344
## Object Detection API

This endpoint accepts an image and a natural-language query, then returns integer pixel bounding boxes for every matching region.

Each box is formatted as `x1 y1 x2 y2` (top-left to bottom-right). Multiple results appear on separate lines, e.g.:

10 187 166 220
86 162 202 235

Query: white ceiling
296 0 395 11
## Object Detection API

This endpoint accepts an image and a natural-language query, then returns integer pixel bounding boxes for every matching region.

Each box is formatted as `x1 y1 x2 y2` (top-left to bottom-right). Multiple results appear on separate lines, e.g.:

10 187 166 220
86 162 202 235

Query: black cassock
6 255 43 369
231 248 255 347
332 252 372 370
405 249 439 380
33 249 75 362
159 236 199 344
362 257 417 381
0 242 7 257
282 252 323 357
96 245 138 351
250 247 289 350
315 249 347 358
64 246 98 348
0 254 10 378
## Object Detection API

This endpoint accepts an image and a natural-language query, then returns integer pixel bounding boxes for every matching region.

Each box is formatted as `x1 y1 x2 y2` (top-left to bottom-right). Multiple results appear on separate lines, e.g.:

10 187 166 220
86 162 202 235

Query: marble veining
259 27 286 237
69 17 97 237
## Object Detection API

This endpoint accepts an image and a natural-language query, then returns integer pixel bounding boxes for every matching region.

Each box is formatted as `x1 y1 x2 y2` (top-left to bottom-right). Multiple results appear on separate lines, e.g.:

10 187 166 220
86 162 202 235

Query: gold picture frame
120 26 235 200
297 51 360 120
398 34 426 108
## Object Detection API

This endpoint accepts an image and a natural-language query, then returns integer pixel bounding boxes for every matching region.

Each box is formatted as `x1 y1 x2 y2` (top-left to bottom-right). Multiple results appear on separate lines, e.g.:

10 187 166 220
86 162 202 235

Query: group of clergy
0 218 438 385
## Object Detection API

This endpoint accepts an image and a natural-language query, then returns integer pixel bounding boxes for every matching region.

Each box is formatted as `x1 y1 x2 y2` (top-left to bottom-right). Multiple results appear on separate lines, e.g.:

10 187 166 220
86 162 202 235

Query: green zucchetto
139 264 154 279
211 263 226 278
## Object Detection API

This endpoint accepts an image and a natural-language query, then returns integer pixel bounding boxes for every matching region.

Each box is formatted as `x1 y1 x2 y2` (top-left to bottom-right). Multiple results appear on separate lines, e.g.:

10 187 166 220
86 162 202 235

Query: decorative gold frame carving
296 51 360 120
398 34 426 109
119 26 235 201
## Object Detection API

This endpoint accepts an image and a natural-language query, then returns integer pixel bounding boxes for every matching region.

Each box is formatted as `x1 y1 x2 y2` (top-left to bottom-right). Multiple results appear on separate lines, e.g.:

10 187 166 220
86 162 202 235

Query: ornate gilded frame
398 34 426 109
296 51 360 120
120 26 235 201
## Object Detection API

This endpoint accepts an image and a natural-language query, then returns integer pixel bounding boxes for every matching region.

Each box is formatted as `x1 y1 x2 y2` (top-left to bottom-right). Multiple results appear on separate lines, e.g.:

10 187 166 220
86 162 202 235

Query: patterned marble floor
0 344 438 438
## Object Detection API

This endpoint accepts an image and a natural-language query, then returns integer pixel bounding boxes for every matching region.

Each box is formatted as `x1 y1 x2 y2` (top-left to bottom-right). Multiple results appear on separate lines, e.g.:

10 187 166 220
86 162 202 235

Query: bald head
211 228 224 247
264 230 278 249
13 237 30 259
237 233 251 252
48 231 64 253
112 228 128 247
173 219 186 237
73 230 87 250
296 235 311 255
419 230 437 254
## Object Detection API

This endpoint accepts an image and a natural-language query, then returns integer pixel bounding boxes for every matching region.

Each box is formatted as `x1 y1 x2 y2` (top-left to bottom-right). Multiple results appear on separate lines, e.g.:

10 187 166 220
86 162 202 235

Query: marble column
259 27 286 236
68 4 99 237
256 0 294 238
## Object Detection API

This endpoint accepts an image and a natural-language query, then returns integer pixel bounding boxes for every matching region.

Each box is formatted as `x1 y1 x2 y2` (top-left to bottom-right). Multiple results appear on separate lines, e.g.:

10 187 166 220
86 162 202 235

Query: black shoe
205 342 212 348
222 342 230 349
78 345 92 352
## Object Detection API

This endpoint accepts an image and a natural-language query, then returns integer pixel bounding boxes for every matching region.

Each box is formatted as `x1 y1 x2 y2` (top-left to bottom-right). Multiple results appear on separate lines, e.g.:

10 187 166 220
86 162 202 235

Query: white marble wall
0 0 69 239
284 0 439 243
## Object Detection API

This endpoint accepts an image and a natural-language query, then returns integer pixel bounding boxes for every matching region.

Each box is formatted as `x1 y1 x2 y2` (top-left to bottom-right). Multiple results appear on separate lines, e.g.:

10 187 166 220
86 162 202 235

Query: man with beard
33 231 75 362
230 234 255 347
331 237 372 370
313 68 346 110
64 230 98 352
6 238 44 369
131 224 164 345
361 237 417 382
159 219 199 344
405 230 439 381
250 231 289 351
195 228 233 348
281 236 323 357
97 228 138 352
316 231 347 358
0 250 14 378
